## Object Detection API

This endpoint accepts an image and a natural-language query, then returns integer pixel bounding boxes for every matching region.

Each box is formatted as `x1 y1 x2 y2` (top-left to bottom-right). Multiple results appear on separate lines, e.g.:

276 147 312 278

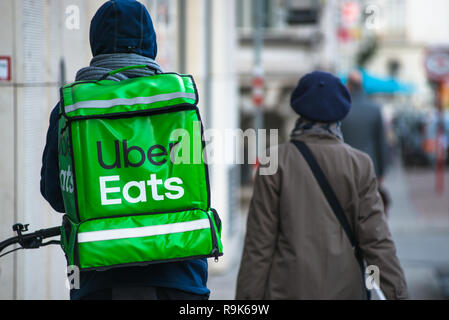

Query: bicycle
0 223 61 258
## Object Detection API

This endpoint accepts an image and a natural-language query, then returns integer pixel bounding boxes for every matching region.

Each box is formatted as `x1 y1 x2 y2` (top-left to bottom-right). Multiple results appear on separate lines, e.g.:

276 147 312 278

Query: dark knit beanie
290 71 351 122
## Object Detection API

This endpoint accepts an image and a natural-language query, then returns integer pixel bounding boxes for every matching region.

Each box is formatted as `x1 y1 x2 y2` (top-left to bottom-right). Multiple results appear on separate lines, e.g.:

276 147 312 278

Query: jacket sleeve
356 158 408 299
235 167 280 300
40 104 65 213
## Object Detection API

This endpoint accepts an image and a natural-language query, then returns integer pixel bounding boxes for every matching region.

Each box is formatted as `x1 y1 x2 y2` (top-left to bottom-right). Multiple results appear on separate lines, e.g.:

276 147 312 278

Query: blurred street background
0 0 448 299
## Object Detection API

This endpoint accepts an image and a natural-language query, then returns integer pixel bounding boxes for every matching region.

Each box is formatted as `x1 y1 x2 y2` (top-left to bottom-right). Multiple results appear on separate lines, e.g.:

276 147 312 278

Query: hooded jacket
90 0 157 59
40 0 209 299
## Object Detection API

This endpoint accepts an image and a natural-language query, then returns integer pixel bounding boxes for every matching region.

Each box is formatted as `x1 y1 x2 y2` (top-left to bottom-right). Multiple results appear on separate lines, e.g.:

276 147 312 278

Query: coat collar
290 117 344 144
291 130 344 145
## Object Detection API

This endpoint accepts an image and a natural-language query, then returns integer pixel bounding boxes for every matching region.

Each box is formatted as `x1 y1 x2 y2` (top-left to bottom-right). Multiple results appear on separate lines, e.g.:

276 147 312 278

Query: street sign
252 74 264 107
0 56 11 81
425 49 449 82
341 1 361 27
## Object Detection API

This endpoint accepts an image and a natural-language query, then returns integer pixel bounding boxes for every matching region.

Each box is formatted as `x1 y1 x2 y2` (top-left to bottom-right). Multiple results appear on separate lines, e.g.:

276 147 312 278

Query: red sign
0 56 11 81
341 1 360 26
252 75 264 107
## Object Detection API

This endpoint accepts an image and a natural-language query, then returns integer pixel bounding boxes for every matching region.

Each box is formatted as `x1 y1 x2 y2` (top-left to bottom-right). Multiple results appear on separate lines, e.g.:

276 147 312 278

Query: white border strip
78 218 210 243
65 92 196 113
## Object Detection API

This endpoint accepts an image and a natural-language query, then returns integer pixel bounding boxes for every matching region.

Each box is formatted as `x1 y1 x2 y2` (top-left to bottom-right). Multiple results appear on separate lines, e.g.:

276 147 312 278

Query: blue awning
341 69 415 95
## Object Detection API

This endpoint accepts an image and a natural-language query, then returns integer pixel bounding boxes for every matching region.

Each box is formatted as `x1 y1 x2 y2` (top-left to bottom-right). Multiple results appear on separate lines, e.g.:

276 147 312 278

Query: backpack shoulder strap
291 139 371 298
291 139 358 247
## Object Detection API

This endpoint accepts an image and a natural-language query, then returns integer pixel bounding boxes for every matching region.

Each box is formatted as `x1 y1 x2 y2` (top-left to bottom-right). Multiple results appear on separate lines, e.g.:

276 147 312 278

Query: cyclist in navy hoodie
40 0 209 300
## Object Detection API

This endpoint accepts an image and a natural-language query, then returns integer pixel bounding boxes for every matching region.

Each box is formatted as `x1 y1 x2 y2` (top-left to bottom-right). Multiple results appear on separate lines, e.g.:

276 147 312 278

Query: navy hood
90 0 157 59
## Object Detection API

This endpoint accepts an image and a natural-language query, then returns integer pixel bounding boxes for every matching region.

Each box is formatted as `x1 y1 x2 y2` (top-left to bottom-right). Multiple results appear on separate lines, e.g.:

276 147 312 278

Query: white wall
0 0 16 301
0 0 104 300
208 0 240 273
184 0 241 273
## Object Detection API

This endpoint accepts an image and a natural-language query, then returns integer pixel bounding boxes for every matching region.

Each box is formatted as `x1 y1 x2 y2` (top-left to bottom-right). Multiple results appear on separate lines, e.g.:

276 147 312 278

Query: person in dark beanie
236 71 408 299
40 0 209 300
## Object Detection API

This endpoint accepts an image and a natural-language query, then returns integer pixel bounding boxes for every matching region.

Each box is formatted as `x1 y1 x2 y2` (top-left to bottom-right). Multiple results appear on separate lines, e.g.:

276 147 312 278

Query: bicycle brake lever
12 223 29 233
12 223 41 249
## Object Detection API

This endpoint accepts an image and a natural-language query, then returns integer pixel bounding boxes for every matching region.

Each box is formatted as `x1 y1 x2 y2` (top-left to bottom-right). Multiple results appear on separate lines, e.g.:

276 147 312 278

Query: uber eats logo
97 139 184 206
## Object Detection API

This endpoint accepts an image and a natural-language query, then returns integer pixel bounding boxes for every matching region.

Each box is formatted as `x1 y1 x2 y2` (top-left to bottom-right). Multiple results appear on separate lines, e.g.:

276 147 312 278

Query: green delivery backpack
57 65 223 271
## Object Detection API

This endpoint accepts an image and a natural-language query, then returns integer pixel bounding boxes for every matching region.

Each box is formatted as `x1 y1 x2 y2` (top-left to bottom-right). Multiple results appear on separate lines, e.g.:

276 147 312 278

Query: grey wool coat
235 131 408 300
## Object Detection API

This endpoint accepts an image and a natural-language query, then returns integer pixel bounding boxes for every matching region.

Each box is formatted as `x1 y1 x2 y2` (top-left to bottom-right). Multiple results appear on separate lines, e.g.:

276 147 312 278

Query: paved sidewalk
386 162 449 299
208 261 240 300
208 217 245 300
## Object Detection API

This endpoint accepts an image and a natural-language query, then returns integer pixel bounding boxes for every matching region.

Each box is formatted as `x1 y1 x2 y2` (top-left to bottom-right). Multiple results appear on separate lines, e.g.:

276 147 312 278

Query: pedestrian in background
236 71 408 300
342 71 391 214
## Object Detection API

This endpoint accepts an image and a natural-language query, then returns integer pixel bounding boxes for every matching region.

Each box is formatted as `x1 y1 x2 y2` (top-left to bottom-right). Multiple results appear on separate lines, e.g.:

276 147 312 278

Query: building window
236 0 320 31
380 0 406 38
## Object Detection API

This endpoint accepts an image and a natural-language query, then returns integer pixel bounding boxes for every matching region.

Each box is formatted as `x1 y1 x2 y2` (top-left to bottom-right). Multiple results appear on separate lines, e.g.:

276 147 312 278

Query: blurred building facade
235 0 449 177
366 0 449 107
324 0 449 107
0 0 239 299
236 0 337 186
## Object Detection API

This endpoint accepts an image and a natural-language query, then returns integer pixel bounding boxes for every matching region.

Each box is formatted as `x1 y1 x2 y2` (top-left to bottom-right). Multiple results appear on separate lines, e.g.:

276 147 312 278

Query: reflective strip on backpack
77 218 210 243
65 92 197 113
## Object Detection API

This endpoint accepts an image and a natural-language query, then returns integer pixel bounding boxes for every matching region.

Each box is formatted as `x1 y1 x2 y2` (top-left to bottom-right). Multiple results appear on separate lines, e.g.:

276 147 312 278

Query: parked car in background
393 110 449 167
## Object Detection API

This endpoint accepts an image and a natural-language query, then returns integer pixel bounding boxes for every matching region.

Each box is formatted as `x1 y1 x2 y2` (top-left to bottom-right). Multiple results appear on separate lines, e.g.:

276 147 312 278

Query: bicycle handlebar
35 226 62 239
0 225 61 256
